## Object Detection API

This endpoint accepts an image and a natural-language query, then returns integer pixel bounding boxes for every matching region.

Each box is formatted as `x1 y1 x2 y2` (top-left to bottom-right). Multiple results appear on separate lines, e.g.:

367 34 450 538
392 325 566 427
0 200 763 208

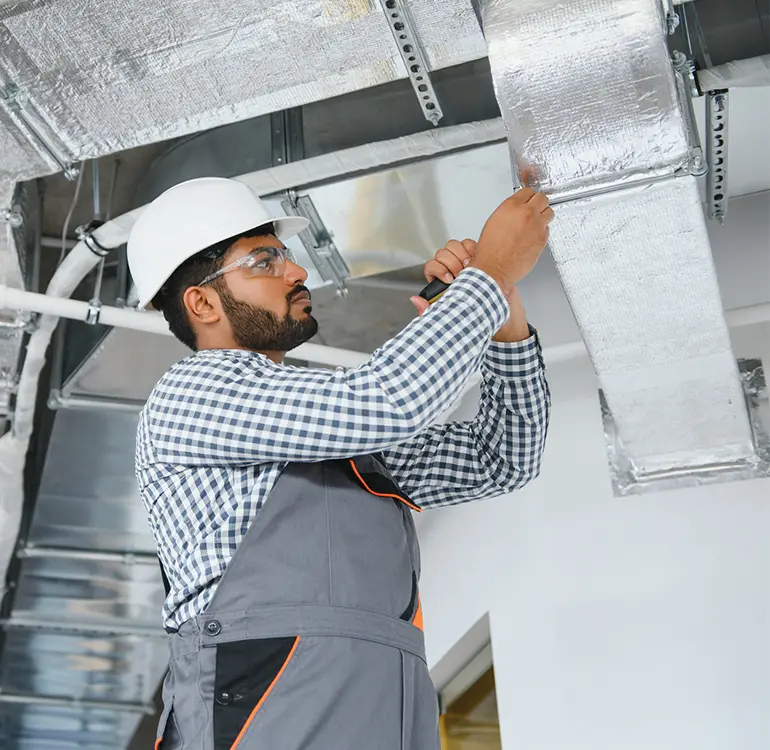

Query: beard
219 285 318 352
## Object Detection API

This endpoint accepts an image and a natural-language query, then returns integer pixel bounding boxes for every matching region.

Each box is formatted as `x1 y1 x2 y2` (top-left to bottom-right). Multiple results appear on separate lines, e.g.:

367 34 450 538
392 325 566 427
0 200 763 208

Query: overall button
216 692 232 706
205 620 221 636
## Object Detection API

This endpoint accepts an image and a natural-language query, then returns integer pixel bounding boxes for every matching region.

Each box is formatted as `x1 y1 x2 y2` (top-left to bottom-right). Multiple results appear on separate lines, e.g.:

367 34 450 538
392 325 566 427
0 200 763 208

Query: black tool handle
418 278 451 304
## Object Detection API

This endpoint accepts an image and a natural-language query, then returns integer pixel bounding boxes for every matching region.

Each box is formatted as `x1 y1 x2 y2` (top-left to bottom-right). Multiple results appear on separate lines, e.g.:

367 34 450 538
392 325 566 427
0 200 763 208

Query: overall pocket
213 636 300 750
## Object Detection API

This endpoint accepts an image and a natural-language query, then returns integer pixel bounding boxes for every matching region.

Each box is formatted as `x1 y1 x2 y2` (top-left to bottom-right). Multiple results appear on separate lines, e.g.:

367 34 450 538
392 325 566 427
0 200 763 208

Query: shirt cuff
483 326 544 379
438 267 510 331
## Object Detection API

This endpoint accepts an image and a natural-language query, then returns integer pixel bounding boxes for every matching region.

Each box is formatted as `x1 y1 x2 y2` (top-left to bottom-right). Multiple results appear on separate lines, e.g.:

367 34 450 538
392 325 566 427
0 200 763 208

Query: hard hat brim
138 214 310 309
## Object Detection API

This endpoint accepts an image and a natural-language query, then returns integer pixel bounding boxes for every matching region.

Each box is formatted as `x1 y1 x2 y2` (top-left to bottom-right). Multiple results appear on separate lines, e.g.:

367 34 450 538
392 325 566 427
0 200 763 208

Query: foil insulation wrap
549 178 755 475
484 0 755 478
483 0 691 198
0 0 484 164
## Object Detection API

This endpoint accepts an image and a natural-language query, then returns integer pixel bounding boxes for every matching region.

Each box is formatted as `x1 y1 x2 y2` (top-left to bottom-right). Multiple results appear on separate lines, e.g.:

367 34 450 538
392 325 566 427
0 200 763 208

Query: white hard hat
127 177 309 309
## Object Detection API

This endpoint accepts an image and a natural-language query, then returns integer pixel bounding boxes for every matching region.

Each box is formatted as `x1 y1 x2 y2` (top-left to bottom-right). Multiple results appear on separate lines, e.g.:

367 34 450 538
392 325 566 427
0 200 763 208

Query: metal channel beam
2 614 165 638
0 691 154 714
18 545 158 565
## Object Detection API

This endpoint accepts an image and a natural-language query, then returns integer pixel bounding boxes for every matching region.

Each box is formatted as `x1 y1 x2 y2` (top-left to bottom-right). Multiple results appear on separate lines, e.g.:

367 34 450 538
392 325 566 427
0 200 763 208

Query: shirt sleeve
380 331 550 507
145 268 510 465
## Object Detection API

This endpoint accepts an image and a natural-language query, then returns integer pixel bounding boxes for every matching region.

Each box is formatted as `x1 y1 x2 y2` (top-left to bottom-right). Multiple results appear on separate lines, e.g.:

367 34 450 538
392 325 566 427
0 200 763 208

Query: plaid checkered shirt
135 268 551 627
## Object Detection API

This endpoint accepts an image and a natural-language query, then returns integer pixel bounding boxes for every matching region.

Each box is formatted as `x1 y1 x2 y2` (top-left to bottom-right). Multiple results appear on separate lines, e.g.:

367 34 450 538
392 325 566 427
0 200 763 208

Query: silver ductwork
0 0 484 175
483 0 756 487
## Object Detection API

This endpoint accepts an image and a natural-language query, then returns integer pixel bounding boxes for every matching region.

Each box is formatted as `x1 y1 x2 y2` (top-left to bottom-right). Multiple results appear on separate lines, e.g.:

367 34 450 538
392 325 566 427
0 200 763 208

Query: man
128 177 552 750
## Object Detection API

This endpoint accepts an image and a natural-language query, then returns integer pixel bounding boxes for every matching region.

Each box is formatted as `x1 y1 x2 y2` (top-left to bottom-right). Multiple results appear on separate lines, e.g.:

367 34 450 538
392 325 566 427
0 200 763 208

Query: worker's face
217 234 318 352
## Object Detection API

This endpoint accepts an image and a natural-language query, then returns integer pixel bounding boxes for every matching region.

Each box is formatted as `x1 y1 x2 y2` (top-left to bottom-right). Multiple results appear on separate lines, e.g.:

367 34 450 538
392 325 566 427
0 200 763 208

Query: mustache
287 286 312 303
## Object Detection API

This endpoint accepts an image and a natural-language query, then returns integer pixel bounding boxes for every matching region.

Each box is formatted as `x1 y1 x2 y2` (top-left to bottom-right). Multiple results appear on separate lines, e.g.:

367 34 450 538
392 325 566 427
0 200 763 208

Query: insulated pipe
698 55 770 90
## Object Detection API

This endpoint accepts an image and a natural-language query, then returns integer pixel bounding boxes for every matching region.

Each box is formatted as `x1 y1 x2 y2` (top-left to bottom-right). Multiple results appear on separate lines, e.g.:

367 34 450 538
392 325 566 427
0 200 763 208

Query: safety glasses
199 245 293 286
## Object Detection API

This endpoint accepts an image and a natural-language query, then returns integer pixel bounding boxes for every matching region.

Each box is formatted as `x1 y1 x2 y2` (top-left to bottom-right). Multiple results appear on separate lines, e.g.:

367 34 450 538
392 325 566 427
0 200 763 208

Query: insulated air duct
0 0 485 179
483 0 756 487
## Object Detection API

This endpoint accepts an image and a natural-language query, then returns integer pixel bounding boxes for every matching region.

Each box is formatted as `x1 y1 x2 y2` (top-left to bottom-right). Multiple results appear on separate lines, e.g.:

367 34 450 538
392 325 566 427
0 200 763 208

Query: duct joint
0 81 79 181
604 359 770 496
672 50 707 176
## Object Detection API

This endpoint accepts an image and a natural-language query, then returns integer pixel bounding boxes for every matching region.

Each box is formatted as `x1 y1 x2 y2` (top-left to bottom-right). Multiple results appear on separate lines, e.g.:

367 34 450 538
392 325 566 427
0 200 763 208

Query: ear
183 285 222 326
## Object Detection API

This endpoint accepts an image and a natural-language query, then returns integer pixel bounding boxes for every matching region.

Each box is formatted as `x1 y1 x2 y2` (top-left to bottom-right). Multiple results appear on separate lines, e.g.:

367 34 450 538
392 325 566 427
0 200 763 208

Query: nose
284 259 308 285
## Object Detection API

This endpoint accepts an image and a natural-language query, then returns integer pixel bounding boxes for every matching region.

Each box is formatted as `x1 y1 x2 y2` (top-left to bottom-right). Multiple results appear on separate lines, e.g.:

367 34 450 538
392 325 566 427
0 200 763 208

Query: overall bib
156 454 440 750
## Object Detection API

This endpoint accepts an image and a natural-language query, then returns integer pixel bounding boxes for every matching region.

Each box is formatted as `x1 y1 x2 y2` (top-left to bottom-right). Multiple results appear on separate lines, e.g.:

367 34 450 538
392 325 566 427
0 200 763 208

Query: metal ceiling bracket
85 298 102 326
47 391 146 412
378 0 444 126
706 89 729 224
666 10 680 35
281 191 350 297
19 544 158 565
0 81 79 180
0 313 36 333
75 220 109 258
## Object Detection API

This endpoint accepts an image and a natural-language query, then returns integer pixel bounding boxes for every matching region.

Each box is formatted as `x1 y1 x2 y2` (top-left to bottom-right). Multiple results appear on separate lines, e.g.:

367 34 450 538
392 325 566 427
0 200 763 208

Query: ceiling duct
0 0 485 179
483 0 756 486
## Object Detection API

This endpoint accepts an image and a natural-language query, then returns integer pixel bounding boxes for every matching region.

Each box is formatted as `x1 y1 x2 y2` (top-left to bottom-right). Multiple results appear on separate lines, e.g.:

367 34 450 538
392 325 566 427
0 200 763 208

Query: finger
513 186 536 203
410 295 430 316
424 259 456 284
444 240 474 267
519 162 540 186
542 206 555 223
530 192 550 213
435 247 466 279
461 238 477 257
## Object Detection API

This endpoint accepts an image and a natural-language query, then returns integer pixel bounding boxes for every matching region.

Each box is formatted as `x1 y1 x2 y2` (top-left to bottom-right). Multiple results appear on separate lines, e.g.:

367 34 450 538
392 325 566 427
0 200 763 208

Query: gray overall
156 454 440 750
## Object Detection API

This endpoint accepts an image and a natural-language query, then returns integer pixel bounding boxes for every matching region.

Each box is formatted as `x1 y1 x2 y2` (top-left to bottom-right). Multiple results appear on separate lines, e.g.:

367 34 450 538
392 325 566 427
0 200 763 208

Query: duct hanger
281 190 350 298
706 90 729 224
378 0 443 126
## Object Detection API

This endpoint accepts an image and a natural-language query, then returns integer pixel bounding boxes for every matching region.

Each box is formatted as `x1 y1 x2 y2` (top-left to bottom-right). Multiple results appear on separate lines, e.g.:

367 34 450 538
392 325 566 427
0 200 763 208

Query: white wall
417 236 770 748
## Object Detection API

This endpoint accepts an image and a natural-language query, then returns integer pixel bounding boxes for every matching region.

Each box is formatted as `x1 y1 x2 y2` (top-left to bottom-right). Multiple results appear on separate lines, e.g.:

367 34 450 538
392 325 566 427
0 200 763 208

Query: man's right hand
471 188 554 296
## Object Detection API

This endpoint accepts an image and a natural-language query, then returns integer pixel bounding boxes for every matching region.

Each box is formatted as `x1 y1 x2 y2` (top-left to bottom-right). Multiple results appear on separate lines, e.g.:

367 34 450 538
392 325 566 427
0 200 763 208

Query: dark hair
151 223 276 350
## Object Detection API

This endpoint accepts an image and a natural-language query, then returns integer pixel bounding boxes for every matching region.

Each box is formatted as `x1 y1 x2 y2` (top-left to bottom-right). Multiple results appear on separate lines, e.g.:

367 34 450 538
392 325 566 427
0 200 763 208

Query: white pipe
725 302 770 329
697 55 770 90
0 287 168 335
40 235 76 250
0 284 371 370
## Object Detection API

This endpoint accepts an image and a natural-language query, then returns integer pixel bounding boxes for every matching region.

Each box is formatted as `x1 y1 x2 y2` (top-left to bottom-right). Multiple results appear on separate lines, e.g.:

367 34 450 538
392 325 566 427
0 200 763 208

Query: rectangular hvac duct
483 0 756 482
0 0 484 171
